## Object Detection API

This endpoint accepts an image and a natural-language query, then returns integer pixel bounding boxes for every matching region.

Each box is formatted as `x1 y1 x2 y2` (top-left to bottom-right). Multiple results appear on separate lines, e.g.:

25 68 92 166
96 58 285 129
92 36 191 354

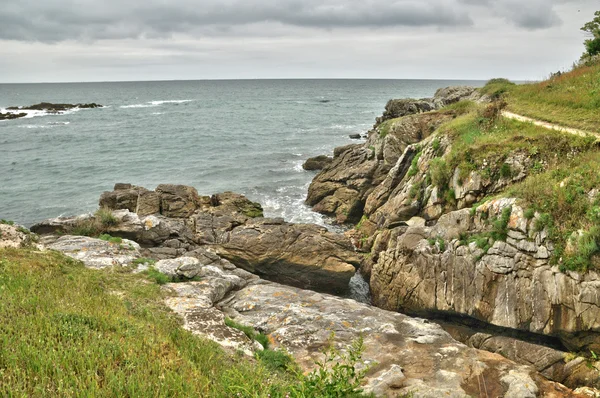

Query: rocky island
0 102 103 120
2 64 600 397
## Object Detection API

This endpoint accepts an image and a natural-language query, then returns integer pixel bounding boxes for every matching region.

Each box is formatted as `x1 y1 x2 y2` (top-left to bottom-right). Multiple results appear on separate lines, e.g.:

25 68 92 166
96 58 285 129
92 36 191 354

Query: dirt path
501 111 596 138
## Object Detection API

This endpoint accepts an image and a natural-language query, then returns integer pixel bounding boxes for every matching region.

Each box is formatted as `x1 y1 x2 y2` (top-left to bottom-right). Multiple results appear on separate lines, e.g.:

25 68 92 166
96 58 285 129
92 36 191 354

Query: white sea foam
1 107 82 120
18 125 53 129
148 100 193 105
120 104 159 109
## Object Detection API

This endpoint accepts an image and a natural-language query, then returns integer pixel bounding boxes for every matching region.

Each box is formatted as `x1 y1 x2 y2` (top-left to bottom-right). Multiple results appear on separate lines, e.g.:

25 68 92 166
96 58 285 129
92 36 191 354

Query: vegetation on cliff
484 61 600 133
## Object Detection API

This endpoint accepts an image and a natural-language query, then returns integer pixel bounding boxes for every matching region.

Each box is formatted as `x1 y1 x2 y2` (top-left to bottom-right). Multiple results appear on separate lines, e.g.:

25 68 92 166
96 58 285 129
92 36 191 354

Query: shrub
95 207 119 227
290 334 371 397
490 206 512 241
524 208 535 220
479 78 516 100
70 219 101 237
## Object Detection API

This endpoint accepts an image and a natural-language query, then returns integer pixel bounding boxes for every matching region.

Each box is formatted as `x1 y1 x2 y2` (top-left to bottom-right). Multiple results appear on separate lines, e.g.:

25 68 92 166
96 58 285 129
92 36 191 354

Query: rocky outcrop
302 155 333 171
6 102 102 111
374 86 480 128
0 223 38 248
368 198 600 352
163 255 576 397
0 112 27 121
33 185 360 295
215 218 361 294
441 321 600 390
306 87 482 224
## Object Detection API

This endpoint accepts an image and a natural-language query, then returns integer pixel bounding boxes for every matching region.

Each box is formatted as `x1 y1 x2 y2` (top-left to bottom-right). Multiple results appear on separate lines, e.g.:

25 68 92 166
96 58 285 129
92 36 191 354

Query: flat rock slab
48 235 140 268
166 271 574 397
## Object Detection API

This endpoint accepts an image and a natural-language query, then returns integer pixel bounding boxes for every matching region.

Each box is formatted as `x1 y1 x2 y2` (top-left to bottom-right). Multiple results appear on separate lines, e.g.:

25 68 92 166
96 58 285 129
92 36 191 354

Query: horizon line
0 76 510 85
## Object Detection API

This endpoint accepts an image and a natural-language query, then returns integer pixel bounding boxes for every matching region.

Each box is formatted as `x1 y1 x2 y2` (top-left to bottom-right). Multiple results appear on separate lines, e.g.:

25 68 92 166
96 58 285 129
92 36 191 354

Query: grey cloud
0 0 477 42
459 0 565 29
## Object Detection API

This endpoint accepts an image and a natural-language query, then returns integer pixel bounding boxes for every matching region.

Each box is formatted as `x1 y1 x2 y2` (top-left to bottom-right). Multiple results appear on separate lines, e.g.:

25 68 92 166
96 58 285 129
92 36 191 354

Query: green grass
131 258 157 266
438 107 596 184
482 62 600 133
95 208 119 227
0 248 295 397
505 152 600 272
99 234 123 244
143 266 172 285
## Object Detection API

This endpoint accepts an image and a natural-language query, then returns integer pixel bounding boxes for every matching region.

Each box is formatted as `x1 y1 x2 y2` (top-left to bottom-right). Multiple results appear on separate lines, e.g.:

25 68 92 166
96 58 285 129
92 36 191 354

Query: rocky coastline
0 102 103 120
3 84 600 397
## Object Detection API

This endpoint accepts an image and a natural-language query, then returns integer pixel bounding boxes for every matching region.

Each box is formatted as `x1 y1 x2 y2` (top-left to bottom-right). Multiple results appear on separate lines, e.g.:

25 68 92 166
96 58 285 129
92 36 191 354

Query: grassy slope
0 248 293 397
483 62 600 133
431 97 600 272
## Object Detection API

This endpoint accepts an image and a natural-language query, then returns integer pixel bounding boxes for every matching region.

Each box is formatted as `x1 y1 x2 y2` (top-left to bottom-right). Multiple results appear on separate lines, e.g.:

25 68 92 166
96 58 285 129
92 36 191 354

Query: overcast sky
0 0 597 83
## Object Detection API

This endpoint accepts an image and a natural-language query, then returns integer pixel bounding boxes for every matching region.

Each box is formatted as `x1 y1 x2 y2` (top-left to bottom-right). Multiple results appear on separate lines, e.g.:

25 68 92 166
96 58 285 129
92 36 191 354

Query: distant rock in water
302 155 333 171
7 102 103 112
0 112 27 121
349 133 362 140
318 99 331 103
2 102 103 120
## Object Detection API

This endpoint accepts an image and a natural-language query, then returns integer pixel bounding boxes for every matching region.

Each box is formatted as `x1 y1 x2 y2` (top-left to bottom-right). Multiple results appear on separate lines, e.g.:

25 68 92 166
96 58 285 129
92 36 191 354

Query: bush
290 334 371 397
95 207 119 227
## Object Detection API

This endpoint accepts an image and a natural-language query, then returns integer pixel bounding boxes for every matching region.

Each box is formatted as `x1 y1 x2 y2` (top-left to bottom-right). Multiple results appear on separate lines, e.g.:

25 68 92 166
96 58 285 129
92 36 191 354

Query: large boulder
214 218 361 294
155 184 201 218
302 155 333 171
99 183 160 217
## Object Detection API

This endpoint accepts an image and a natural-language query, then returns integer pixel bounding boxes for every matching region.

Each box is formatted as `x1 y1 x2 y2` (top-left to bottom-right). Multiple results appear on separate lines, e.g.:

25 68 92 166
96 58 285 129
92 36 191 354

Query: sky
0 0 597 83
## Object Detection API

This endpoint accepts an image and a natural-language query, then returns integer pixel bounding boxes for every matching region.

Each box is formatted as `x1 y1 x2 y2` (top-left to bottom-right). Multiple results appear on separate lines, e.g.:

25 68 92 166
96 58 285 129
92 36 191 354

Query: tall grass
0 248 293 397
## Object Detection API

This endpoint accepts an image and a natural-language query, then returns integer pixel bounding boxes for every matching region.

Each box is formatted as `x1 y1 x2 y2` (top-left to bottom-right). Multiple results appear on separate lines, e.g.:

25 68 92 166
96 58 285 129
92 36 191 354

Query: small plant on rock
95 207 119 227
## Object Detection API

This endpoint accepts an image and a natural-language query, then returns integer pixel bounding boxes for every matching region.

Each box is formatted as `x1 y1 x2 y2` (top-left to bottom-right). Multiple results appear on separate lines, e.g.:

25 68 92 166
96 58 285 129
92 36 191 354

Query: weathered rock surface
374 86 480 127
305 87 480 224
215 218 361 294
369 198 600 352
441 321 600 390
47 235 140 268
302 155 333 171
163 257 576 397
33 185 360 295
0 223 37 248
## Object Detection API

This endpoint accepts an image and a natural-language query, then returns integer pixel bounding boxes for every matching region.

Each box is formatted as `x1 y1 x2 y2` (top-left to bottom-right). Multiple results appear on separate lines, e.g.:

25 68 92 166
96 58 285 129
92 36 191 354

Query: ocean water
0 79 484 227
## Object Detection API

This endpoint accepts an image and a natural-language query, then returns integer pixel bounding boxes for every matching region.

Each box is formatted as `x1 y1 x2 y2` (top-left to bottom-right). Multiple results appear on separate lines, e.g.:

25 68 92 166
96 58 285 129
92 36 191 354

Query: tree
581 11 600 58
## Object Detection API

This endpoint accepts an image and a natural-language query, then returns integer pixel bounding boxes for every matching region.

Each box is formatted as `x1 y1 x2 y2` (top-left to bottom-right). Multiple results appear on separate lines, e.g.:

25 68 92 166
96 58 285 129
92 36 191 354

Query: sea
0 79 484 228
